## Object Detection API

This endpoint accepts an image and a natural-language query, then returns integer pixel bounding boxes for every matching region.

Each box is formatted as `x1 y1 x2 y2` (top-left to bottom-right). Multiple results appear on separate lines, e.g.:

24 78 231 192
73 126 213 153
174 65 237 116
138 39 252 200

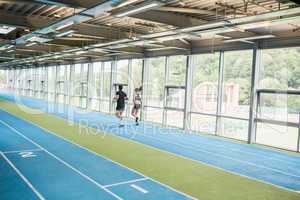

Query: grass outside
1 99 300 200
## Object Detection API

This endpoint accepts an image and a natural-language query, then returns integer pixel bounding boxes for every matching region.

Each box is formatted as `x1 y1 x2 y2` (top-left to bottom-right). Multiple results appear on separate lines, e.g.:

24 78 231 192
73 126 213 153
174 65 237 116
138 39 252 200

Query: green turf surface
1 100 300 200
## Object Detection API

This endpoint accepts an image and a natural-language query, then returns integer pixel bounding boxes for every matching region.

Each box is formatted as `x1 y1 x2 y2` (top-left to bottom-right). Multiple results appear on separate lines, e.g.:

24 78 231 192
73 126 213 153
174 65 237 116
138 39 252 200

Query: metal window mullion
216 51 225 135
46 65 49 102
54 64 59 103
110 60 117 114
141 58 148 121
184 55 193 131
163 56 169 126
99 62 104 112
298 114 300 152
69 64 75 106
127 59 133 117
86 62 93 110
248 46 261 144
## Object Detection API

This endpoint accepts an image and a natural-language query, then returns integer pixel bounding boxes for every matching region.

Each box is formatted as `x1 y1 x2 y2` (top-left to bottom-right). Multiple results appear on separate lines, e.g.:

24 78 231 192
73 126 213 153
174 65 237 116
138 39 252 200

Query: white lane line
103 178 148 188
0 119 123 200
0 152 46 200
3 149 43 154
131 184 149 194
0 108 198 200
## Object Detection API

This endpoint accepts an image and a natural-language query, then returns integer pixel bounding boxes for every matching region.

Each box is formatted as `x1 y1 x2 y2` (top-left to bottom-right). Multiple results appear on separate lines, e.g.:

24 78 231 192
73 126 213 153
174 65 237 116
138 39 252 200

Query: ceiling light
75 50 86 55
56 30 76 37
224 35 275 43
0 25 16 34
0 44 14 50
26 42 38 47
27 35 51 43
55 21 75 31
115 1 163 17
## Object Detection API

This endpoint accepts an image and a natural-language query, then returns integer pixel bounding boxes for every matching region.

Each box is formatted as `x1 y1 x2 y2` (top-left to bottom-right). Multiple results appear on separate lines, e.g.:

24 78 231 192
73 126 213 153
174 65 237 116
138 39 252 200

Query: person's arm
113 92 119 101
132 93 136 104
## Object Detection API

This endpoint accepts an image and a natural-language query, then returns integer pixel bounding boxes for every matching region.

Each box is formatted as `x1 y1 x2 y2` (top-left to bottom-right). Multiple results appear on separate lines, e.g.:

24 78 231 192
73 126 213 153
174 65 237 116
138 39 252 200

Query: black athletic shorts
116 103 125 111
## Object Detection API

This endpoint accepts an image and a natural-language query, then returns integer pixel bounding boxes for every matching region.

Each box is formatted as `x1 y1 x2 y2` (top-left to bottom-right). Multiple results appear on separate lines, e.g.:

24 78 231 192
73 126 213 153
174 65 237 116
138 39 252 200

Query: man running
114 85 128 127
131 86 142 125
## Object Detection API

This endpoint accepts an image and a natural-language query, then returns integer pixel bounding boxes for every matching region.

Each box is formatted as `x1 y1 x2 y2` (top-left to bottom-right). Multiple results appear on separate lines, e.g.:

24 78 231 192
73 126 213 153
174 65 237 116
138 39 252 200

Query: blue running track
1 93 300 193
0 107 195 200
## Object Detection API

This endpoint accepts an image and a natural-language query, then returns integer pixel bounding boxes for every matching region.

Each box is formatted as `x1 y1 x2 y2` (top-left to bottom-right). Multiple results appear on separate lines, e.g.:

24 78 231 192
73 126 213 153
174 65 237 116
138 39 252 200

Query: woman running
131 86 142 125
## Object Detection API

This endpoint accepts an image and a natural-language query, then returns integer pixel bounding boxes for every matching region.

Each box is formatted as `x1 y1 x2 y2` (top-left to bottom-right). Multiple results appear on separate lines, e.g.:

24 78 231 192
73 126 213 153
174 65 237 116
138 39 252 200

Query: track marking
19 151 37 158
0 152 46 200
2 96 300 193
131 184 149 194
3 149 42 154
0 119 123 200
103 178 148 188
0 109 197 200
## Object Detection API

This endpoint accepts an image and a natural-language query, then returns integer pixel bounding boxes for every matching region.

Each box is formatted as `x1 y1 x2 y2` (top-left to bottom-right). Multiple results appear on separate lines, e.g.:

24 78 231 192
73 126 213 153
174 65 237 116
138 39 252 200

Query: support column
99 62 104 112
216 51 225 135
127 59 133 117
298 114 300 152
183 55 193 131
86 62 93 110
248 46 261 144
141 58 148 121
162 56 169 126
110 59 117 114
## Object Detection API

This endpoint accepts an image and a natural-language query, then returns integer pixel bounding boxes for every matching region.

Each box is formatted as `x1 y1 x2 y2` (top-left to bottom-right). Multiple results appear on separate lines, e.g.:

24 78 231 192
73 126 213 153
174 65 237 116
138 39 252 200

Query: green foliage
261 48 300 111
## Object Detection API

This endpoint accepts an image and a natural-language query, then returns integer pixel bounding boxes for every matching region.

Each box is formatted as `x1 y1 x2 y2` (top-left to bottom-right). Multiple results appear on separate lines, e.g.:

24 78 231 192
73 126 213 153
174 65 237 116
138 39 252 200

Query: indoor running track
0 109 195 200
1 93 300 193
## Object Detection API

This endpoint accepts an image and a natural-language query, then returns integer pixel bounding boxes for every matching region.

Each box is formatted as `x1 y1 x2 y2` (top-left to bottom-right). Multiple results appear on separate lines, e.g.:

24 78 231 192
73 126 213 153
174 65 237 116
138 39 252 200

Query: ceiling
0 0 299 68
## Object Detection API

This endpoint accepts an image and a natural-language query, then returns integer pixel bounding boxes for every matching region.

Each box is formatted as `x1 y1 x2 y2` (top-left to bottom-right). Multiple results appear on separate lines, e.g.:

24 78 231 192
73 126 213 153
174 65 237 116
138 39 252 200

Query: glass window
222 50 252 119
145 57 165 107
219 117 249 141
166 110 184 128
258 93 300 123
91 62 102 99
256 122 298 151
192 53 219 114
167 55 186 86
259 48 300 90
131 59 143 89
116 60 129 85
102 62 111 99
145 107 163 124
190 114 216 134
256 47 300 151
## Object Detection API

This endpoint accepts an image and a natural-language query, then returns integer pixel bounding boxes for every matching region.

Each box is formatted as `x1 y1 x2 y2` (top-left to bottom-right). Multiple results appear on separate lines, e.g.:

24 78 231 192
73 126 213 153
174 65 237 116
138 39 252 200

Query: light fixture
26 35 51 43
75 50 86 55
56 30 76 37
55 21 75 31
114 1 163 17
0 25 16 34
0 44 14 50
26 42 38 47
224 35 275 43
